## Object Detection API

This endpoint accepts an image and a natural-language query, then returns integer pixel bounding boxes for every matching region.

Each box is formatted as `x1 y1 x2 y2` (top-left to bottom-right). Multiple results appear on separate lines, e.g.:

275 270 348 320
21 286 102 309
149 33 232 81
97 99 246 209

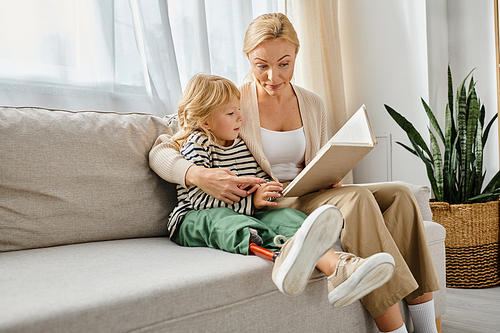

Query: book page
283 104 376 197
329 105 374 144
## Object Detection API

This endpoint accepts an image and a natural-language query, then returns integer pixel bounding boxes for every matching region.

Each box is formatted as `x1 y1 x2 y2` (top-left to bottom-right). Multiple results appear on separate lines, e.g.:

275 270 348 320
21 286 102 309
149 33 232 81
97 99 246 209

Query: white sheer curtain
130 0 284 115
0 0 152 113
128 0 181 115
286 0 346 137
286 0 351 183
0 0 284 116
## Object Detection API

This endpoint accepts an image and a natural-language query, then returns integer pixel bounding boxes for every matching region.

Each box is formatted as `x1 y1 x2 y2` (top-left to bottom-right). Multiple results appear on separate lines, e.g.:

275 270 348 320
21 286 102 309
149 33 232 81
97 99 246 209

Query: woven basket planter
429 200 500 288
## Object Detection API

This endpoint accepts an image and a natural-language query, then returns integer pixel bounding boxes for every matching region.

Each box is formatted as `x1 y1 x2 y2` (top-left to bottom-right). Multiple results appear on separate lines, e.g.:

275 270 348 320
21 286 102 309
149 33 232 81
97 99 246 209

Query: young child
164 73 395 301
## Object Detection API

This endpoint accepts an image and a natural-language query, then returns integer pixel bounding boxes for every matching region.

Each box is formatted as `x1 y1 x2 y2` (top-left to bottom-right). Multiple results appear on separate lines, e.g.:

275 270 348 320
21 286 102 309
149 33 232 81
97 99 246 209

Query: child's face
203 96 242 147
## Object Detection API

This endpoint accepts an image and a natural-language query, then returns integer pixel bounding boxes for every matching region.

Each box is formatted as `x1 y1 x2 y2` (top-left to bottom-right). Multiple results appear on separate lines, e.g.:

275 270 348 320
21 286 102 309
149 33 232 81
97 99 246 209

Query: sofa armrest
392 181 433 221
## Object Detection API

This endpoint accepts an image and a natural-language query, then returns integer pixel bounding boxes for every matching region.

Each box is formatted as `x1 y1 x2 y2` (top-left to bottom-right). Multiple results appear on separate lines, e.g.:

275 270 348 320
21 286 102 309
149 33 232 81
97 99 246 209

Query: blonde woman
150 14 439 333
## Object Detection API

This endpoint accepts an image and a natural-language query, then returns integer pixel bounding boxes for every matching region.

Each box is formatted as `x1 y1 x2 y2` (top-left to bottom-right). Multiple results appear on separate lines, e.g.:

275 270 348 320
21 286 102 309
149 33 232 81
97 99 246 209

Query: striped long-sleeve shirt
167 131 273 237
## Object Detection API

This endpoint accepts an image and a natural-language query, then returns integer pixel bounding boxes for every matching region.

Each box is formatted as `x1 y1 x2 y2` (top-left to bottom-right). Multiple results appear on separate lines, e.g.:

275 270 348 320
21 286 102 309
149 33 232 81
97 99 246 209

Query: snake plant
385 66 500 204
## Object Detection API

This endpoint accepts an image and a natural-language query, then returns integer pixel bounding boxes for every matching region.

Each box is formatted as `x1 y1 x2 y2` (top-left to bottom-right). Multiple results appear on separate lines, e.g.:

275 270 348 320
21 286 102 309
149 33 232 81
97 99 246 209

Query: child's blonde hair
172 73 241 149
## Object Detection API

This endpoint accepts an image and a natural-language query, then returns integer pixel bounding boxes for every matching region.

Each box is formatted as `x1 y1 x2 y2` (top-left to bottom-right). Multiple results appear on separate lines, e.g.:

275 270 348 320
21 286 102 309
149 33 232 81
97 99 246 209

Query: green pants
171 207 307 255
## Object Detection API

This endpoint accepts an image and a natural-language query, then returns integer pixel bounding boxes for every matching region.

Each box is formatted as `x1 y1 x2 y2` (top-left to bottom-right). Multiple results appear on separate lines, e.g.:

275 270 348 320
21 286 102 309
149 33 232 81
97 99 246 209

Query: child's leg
253 208 308 248
248 243 279 261
248 207 311 262
171 207 278 255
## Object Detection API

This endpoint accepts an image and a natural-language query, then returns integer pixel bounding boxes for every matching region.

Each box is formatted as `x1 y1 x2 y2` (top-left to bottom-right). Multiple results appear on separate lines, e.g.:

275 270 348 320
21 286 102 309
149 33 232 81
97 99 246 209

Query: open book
282 105 376 197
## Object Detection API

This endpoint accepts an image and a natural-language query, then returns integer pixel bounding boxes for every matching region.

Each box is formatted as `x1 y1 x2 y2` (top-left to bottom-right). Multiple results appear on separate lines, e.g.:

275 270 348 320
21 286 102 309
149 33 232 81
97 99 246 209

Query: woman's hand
253 182 283 209
318 182 342 192
185 165 266 204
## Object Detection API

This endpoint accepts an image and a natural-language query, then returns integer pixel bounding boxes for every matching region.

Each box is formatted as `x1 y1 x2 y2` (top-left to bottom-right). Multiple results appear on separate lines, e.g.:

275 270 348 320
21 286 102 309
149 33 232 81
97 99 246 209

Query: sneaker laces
273 235 288 248
333 252 360 276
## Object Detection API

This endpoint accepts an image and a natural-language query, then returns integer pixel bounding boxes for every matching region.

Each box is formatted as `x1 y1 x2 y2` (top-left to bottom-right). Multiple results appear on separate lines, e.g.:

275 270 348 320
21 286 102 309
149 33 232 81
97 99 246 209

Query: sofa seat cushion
0 107 177 251
0 238 305 332
1 224 446 333
2 237 394 333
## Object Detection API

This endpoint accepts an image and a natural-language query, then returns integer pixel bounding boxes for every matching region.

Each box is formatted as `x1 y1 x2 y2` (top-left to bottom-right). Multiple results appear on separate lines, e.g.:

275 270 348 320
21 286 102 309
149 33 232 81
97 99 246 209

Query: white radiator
353 133 393 183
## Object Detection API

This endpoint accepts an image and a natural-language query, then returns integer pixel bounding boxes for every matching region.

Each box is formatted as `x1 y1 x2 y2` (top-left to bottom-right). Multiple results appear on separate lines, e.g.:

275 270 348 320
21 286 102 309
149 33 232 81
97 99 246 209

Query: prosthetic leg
247 228 280 262
249 243 279 262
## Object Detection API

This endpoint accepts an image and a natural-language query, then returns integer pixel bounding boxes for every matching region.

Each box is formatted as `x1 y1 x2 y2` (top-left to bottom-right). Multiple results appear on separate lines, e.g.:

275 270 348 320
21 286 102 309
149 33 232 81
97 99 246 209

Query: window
0 0 145 93
0 0 284 113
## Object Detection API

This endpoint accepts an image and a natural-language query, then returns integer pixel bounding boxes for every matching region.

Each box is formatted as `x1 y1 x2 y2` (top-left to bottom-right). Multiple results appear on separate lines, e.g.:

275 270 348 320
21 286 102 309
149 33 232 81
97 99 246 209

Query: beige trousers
276 183 440 318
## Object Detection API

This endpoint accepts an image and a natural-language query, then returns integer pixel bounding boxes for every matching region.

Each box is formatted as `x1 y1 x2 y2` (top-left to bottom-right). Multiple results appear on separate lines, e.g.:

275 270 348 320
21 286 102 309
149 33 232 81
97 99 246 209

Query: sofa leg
436 316 441 333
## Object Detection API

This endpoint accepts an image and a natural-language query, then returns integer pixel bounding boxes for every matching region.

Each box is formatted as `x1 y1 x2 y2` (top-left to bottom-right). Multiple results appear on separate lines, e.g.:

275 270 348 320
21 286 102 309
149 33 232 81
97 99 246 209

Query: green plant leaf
454 68 474 142
482 170 500 195
479 102 486 127
473 118 483 196
450 134 460 204
421 98 445 144
465 85 480 198
396 141 417 156
466 191 500 203
443 104 453 201
447 65 454 119
443 169 456 203
467 76 476 100
384 104 433 158
429 128 443 201
409 139 439 200
396 141 432 164
482 110 498 147
455 68 475 99
457 82 467 202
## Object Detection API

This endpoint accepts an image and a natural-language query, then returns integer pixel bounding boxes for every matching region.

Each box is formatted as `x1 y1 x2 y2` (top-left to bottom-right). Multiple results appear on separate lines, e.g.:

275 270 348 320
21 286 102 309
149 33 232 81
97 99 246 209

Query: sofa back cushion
0 107 177 252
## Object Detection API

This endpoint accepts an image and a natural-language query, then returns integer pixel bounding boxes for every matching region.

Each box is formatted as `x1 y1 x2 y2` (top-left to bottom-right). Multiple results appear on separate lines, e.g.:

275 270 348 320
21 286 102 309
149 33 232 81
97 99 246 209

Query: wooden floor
441 285 500 332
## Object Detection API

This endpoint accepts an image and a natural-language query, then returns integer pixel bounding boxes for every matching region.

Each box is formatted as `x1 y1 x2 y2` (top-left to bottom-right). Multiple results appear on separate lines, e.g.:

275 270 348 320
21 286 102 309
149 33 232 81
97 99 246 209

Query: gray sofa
0 106 446 333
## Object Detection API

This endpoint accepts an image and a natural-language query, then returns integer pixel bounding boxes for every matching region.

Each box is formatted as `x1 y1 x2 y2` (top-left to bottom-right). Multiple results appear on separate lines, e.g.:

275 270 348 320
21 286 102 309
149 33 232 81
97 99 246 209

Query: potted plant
385 66 500 288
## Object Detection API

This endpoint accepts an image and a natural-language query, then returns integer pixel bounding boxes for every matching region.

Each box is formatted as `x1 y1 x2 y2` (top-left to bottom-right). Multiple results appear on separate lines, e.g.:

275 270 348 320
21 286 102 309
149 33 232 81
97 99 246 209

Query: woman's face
248 38 296 97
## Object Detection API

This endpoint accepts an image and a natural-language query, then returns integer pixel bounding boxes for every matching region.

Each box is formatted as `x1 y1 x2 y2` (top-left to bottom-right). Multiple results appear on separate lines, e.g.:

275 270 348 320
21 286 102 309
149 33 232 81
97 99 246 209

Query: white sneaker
272 205 343 296
328 252 395 307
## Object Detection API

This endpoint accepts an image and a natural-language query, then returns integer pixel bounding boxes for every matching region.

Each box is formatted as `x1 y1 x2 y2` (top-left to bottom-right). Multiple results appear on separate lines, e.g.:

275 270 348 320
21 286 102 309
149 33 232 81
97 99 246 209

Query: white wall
339 0 499 190
447 0 499 185
426 0 449 121
339 0 430 186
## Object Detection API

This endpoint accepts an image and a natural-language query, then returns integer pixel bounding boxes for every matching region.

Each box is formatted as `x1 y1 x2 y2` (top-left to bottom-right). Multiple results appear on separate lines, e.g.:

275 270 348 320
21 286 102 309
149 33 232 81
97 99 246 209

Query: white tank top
260 127 306 181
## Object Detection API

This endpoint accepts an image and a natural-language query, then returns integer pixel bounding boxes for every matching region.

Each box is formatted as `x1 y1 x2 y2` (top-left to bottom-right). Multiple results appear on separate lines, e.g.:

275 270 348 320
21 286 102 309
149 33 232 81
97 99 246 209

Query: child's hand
253 182 283 209
239 184 260 195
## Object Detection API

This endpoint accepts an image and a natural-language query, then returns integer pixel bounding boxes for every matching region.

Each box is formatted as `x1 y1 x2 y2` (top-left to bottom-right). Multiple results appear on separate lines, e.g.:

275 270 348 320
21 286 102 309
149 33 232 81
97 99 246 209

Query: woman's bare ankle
315 249 339 276
374 303 404 332
407 292 433 305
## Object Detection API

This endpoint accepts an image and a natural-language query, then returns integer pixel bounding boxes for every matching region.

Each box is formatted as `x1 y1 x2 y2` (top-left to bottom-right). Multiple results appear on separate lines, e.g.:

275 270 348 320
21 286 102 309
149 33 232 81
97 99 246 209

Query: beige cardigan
149 81 329 187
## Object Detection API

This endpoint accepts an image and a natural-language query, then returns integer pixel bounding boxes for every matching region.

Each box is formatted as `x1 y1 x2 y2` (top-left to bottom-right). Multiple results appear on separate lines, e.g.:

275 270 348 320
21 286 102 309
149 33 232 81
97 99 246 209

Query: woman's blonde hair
243 13 300 79
171 73 240 149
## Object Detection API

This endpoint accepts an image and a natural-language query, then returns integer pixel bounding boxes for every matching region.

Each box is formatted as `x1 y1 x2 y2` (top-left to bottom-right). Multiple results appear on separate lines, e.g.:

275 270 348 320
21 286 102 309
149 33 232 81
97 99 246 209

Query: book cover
282 105 376 197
